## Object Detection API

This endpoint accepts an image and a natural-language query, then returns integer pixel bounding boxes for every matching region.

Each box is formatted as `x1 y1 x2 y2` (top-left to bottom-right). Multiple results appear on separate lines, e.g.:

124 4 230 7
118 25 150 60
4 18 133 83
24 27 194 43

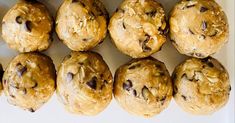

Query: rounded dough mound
56 51 113 115
172 57 231 115
169 0 229 58
2 0 53 52
109 0 168 58
56 0 109 51
2 52 56 112
114 57 172 117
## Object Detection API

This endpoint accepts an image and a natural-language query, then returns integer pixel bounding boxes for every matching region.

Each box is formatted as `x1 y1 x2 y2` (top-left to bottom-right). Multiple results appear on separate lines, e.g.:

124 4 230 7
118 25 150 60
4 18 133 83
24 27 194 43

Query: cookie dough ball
56 51 113 115
56 0 109 51
0 64 4 95
2 0 53 52
2 52 56 112
170 0 229 58
109 0 167 58
172 57 231 115
114 57 172 117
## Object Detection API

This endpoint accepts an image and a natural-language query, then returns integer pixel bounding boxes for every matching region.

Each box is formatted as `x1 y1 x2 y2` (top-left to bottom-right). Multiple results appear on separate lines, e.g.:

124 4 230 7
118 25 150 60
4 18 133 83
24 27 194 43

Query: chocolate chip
17 67 27 77
209 31 218 37
186 5 195 8
86 76 97 90
229 85 231 91
132 89 137 96
173 86 178 96
10 94 15 98
28 108 35 113
181 95 187 101
189 29 195 35
200 7 209 12
146 10 157 17
82 38 90 41
116 8 125 13
22 88 27 95
142 86 149 100
89 12 95 20
16 16 23 24
123 80 133 91
128 64 141 70
32 82 38 89
67 72 74 82
122 22 126 29
160 96 167 101
207 62 214 67
142 34 152 52
202 21 207 31
25 21 32 32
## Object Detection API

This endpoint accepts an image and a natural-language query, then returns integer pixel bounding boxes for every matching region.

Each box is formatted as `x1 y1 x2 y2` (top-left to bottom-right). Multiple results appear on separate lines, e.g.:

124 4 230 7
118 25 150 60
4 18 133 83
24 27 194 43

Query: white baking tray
0 0 234 123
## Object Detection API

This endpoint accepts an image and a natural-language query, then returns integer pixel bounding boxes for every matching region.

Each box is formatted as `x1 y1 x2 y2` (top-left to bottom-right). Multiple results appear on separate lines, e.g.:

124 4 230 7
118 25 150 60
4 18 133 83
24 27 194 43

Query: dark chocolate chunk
122 22 126 29
67 72 74 82
17 67 27 77
32 82 38 89
25 21 32 32
186 4 195 8
229 85 231 91
28 108 35 113
202 21 207 31
189 29 195 34
123 80 133 91
200 6 209 12
132 89 137 96
16 16 23 24
181 95 187 101
173 85 178 96
86 76 97 90
142 34 152 52
160 96 167 102
128 64 141 69
146 10 157 17
142 86 149 100
207 62 214 67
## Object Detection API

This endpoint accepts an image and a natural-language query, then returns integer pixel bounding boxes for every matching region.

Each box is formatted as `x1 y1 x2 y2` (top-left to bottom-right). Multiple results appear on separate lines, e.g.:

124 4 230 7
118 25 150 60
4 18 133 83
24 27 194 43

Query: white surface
0 0 234 123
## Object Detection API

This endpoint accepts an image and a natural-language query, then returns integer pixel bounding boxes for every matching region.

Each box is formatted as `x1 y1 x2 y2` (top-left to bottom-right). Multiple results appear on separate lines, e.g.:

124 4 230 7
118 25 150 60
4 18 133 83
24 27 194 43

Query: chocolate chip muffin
169 0 229 58
56 51 113 115
0 64 4 95
2 0 53 52
172 57 231 115
114 57 172 117
56 0 109 51
109 0 168 58
2 52 56 112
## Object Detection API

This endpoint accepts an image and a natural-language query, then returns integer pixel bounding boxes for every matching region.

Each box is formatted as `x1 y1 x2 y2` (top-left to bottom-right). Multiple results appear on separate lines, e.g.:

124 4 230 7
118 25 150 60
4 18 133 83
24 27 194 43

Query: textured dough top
172 57 231 114
114 57 172 117
109 0 167 58
170 0 229 58
56 51 113 115
56 0 109 51
2 52 56 112
2 0 53 52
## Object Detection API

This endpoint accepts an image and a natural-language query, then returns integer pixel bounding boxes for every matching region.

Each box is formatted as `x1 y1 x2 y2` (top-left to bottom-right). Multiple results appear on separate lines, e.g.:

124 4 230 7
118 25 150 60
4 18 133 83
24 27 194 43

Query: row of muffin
0 51 231 117
2 0 229 59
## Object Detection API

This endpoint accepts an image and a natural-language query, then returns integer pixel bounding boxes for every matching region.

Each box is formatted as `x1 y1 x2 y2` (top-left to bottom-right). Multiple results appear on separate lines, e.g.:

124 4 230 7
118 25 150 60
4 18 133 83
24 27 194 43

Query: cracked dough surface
169 0 229 58
56 0 108 51
56 51 113 115
109 0 167 58
2 0 53 52
2 52 56 112
172 57 231 115
114 57 172 117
